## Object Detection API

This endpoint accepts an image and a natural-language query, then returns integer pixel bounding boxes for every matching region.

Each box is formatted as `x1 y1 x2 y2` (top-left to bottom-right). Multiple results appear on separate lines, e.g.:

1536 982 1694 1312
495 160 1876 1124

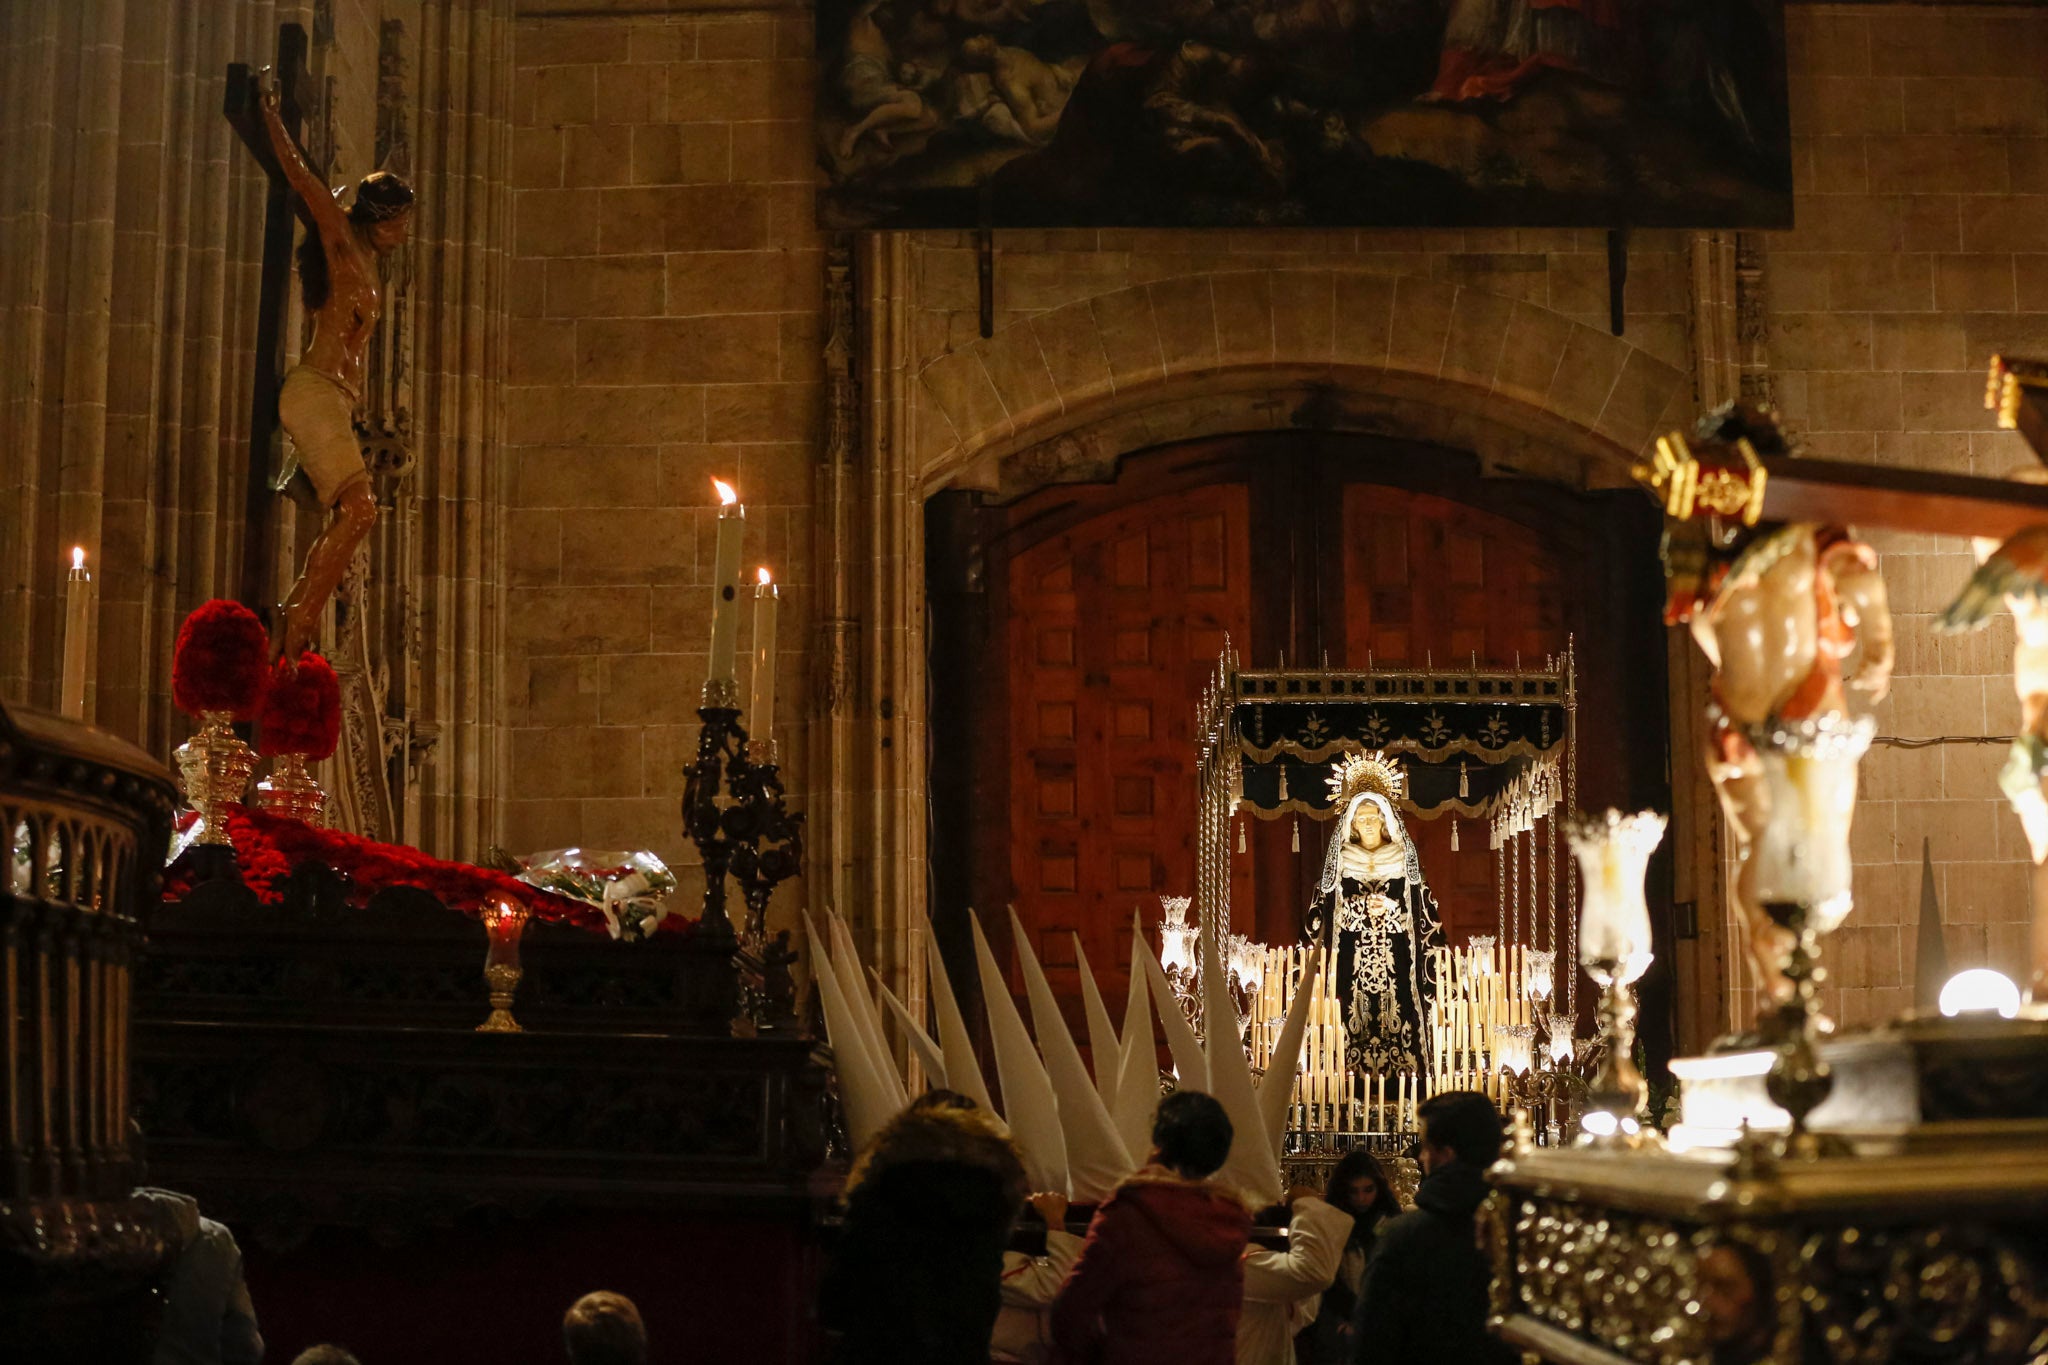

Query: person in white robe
991 1192 1086 1365
1236 1188 1356 1365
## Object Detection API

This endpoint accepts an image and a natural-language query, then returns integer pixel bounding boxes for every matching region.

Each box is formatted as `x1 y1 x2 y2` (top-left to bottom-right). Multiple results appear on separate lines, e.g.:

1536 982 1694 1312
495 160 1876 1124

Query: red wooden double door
927 432 1668 1041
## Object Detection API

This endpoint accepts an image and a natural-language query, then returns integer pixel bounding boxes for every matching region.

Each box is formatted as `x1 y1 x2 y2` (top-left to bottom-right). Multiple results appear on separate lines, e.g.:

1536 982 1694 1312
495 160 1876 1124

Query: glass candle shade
1526 949 1556 1004
1158 895 1197 975
1499 1023 1535 1076
478 899 531 1033
1570 809 1666 987
1469 935 1497 975
1745 713 1875 935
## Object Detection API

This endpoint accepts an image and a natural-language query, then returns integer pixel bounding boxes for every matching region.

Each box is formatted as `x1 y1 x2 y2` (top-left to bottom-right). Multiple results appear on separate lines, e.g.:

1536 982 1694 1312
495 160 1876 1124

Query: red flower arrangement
165 805 694 941
257 652 342 758
172 600 272 719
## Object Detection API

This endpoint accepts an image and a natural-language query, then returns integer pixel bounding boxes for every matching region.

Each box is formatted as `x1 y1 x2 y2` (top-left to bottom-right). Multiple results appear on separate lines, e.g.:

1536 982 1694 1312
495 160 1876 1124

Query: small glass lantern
477 897 531 1033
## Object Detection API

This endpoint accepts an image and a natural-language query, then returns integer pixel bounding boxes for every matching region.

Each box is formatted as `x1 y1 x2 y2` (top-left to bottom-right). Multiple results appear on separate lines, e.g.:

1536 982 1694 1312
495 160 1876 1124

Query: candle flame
757 566 773 586
71 546 85 571
712 478 737 506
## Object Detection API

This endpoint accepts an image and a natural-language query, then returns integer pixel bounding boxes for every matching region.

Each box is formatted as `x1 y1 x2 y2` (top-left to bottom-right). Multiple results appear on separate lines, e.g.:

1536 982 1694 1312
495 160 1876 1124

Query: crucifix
225 23 315 623
225 23 415 665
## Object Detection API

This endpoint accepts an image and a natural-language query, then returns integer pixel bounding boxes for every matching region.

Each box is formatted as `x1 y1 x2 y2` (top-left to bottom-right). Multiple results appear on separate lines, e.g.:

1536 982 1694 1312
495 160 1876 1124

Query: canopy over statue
1193 646 1578 1074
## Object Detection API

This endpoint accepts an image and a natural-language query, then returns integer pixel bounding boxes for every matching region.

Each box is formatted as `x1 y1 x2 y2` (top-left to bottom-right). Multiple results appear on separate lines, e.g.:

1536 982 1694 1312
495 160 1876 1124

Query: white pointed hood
875 972 950 1092
829 912 904 1103
1257 948 1322 1151
971 912 1070 1196
1009 907 1134 1200
803 909 899 1150
1072 933 1123 1111
1203 917 1282 1208
1112 914 1162 1161
921 909 995 1114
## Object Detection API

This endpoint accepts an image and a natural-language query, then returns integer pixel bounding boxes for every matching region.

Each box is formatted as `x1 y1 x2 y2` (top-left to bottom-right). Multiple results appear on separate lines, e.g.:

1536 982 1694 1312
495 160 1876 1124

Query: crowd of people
820 1085 1514 1365
143 1185 651 1365
146 1081 1505 1365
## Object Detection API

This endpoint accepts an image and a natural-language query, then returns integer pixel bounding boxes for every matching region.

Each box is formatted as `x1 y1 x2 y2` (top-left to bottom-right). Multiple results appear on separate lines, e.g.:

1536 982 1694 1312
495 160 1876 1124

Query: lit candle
61 547 90 719
749 566 779 752
706 479 745 701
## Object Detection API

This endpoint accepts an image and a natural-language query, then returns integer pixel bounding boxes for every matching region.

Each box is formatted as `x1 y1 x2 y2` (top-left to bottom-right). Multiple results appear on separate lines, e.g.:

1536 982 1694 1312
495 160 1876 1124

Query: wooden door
1006 483 1253 1003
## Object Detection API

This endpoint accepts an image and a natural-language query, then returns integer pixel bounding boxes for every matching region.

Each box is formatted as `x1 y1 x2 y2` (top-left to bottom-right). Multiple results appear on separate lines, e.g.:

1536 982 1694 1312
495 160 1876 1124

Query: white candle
61 547 90 719
707 479 745 696
749 566 779 747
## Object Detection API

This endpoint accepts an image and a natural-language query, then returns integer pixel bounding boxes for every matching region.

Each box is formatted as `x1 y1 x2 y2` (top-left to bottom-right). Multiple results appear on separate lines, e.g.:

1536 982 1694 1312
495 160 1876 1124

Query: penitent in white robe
1236 1196 1356 1365
992 1229 1086 1364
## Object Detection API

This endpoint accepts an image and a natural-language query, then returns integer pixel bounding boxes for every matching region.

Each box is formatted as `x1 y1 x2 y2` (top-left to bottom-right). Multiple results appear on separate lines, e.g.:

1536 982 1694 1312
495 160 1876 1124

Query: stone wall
504 6 821 912
501 0 2044 1026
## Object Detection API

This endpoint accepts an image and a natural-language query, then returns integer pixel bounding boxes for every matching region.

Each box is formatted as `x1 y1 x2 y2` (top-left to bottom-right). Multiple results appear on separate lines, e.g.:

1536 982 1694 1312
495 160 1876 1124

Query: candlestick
478 898 531 1033
747 566 779 762
705 479 745 706
61 547 91 719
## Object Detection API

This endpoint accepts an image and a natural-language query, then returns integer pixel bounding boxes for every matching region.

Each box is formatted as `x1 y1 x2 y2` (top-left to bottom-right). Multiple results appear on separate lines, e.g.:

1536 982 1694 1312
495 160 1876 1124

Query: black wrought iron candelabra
680 700 804 1029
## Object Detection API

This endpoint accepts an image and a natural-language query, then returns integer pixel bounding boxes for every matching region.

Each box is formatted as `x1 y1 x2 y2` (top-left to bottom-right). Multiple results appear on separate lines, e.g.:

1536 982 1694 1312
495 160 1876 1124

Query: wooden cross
224 23 316 617
1638 359 2048 543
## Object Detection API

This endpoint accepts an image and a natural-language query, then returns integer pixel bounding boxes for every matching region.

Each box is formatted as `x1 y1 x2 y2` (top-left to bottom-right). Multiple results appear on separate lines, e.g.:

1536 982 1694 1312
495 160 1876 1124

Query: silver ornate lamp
1748 712 1876 1156
1569 808 1665 1145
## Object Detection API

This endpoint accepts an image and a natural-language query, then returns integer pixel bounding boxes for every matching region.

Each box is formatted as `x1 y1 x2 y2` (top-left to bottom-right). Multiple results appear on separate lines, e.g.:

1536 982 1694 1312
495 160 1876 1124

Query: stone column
0 0 278 739
851 230 927 1005
407 0 514 858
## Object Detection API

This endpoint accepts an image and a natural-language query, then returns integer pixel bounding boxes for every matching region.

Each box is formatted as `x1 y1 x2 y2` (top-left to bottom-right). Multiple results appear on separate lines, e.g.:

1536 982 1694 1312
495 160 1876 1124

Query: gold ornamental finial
1988 353 2048 431
1328 750 1405 807
1633 431 1767 526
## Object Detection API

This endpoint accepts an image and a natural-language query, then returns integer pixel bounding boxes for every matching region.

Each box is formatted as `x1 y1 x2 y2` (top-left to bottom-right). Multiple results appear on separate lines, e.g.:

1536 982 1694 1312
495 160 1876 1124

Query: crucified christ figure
257 76 414 664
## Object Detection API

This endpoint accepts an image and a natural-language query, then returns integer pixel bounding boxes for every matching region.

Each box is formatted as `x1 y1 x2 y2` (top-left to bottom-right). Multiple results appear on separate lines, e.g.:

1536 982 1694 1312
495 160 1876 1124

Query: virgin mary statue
1308 752 1445 1074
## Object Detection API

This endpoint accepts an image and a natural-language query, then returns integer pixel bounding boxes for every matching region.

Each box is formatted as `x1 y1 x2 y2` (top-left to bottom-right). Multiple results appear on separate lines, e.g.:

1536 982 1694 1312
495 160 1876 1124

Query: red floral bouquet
171 600 271 719
257 652 342 758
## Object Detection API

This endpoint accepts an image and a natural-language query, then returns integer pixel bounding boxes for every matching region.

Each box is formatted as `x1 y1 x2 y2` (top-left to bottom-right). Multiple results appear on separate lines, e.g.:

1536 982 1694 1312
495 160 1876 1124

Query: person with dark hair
1295 1151 1399 1365
1349 1091 1511 1365
819 1091 1028 1365
562 1291 647 1365
1049 1090 1253 1365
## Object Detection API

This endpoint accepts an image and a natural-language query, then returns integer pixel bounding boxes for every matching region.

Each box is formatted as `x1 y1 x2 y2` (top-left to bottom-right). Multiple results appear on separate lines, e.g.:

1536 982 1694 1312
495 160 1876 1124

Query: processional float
1487 363 2048 1365
1188 647 1598 1162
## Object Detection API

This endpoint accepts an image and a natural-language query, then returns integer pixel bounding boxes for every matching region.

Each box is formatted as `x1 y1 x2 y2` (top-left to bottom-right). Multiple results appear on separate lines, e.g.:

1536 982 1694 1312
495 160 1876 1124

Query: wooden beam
1753 456 2048 541
224 23 315 617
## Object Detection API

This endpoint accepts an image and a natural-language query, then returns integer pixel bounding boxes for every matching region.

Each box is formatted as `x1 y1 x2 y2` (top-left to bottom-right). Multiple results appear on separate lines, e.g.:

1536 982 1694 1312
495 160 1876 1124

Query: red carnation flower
256 652 342 758
171 600 272 719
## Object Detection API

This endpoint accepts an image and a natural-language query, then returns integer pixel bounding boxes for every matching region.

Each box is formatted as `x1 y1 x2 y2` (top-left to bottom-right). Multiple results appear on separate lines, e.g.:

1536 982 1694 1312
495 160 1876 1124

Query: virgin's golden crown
1328 750 1405 806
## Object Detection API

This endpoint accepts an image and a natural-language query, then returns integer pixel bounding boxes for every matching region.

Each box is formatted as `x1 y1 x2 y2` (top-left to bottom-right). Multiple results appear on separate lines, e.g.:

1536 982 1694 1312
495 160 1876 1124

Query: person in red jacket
1049 1090 1252 1365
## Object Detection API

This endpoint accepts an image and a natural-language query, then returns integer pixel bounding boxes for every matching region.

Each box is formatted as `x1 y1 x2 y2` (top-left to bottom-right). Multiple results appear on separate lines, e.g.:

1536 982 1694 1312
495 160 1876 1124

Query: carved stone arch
908 272 1692 502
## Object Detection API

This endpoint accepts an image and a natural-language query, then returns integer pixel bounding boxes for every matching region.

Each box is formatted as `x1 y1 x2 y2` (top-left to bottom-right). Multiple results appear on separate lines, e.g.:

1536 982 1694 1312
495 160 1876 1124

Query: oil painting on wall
816 0 1792 230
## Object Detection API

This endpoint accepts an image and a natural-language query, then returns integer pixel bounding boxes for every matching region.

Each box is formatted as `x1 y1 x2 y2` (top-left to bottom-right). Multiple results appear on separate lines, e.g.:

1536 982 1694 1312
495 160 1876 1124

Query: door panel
1007 484 1254 1015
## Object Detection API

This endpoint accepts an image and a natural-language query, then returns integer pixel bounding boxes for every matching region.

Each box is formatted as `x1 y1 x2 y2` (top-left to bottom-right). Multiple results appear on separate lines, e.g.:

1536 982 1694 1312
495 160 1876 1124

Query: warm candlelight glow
61 546 93 718
713 478 737 506
757 566 772 585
